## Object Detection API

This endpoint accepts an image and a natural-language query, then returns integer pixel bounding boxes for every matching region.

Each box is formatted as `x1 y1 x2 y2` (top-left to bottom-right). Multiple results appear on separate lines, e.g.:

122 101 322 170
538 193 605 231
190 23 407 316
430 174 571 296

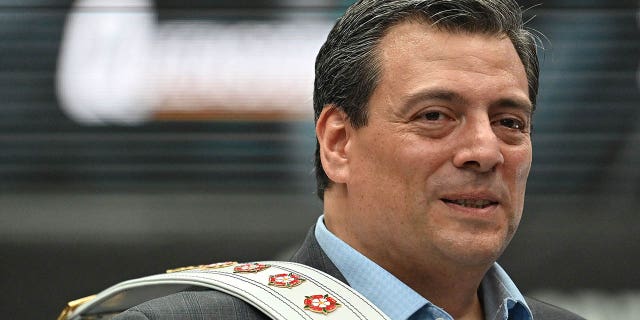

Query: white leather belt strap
63 261 391 320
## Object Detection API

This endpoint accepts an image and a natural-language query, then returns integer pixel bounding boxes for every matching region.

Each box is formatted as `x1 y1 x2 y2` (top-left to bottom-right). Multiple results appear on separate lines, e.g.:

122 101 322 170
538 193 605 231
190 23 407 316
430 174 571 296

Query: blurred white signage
57 0 332 124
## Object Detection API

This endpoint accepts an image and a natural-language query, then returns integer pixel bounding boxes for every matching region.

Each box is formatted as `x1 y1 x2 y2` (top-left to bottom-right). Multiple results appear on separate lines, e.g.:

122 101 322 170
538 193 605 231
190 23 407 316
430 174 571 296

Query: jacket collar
288 224 348 284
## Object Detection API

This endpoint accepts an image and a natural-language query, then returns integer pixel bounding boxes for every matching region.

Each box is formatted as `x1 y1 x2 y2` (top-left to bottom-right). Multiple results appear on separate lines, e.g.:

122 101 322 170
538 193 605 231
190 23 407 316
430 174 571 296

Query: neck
389 260 487 319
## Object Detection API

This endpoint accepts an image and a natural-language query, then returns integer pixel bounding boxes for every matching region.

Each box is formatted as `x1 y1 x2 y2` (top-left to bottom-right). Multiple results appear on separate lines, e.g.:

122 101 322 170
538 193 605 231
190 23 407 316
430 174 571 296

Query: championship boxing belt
58 261 391 320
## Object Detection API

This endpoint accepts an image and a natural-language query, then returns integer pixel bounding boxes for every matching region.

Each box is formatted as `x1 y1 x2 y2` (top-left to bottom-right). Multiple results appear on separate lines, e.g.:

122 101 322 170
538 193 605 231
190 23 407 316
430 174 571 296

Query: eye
421 111 448 121
411 109 457 138
497 117 526 130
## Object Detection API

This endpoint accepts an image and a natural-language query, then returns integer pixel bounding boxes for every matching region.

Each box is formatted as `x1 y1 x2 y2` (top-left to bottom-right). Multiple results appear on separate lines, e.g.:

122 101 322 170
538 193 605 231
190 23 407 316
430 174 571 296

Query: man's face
336 22 532 270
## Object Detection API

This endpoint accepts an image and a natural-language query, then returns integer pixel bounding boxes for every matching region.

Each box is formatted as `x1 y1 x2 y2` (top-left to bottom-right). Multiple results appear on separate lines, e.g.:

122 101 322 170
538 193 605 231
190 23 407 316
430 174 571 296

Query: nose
452 117 504 173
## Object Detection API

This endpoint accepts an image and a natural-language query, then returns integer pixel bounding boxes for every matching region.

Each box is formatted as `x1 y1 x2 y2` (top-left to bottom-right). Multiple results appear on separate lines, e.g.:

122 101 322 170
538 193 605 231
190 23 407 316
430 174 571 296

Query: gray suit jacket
113 226 585 320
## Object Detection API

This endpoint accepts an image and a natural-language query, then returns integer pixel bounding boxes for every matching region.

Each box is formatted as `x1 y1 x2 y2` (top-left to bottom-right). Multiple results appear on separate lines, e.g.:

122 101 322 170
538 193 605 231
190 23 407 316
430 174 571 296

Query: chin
438 232 512 267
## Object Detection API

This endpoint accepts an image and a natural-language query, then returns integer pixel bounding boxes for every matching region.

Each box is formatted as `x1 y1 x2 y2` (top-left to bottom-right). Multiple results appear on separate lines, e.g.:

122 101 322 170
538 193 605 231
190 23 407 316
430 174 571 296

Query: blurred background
0 0 638 318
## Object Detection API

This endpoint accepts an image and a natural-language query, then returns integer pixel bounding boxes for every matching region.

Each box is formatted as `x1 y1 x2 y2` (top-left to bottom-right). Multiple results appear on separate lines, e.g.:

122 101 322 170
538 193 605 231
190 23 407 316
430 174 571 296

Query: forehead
374 20 529 97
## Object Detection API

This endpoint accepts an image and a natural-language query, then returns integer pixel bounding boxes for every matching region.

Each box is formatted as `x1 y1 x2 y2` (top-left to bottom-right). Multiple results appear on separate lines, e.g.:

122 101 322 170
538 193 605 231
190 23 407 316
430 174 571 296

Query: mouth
441 198 498 209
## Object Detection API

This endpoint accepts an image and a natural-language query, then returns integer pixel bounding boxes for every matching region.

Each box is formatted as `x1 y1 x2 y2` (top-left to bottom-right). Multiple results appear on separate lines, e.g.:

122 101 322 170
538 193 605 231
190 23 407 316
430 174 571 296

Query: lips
441 198 498 209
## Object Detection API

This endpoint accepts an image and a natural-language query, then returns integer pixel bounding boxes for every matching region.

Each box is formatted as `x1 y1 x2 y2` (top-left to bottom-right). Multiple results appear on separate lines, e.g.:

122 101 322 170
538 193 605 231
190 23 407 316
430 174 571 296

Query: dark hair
313 0 540 200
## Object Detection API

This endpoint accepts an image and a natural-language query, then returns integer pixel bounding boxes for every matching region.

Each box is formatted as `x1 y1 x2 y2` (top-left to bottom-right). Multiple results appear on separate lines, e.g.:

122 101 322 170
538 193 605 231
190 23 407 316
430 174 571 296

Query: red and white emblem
303 294 341 314
268 273 305 288
233 262 271 273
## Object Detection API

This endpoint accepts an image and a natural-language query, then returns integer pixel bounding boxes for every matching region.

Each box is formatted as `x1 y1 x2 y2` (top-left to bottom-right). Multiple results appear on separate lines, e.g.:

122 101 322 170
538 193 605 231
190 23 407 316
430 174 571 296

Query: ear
316 105 351 184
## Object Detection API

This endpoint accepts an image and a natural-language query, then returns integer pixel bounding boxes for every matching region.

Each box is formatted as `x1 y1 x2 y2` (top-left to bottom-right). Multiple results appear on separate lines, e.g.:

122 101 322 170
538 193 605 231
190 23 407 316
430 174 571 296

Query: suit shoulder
525 296 586 320
113 288 270 320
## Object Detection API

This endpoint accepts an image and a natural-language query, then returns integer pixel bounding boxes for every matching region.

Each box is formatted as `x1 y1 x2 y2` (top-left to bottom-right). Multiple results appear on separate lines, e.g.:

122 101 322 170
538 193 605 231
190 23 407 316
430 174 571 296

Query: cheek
351 140 427 210
507 144 532 188
515 159 531 188
517 151 532 187
509 148 531 221
357 132 415 176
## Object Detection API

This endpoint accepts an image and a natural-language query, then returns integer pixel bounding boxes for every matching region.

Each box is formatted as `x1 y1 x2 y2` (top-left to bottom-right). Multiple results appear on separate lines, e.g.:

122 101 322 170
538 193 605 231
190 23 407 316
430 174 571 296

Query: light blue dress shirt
314 215 533 320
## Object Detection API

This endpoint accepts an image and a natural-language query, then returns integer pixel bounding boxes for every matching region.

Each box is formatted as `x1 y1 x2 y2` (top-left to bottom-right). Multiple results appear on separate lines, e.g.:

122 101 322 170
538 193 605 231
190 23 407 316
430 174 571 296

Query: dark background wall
0 0 638 318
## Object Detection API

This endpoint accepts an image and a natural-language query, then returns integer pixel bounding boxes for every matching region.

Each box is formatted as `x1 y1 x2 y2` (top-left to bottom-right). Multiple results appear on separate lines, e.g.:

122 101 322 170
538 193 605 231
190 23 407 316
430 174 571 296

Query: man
114 0 584 319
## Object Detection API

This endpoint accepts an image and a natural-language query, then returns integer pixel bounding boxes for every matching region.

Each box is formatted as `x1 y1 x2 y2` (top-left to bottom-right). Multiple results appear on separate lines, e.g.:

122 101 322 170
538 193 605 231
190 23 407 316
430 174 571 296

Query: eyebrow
400 88 533 116
404 88 466 108
492 97 534 116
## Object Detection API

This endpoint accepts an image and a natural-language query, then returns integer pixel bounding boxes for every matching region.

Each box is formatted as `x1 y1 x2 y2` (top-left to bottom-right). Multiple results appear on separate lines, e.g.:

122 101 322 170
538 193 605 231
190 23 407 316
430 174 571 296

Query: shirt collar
314 214 532 320
481 264 533 320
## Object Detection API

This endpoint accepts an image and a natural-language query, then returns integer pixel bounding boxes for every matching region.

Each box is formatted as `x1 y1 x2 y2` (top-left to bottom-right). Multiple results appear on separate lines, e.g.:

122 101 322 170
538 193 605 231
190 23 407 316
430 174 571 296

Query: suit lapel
288 224 349 285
